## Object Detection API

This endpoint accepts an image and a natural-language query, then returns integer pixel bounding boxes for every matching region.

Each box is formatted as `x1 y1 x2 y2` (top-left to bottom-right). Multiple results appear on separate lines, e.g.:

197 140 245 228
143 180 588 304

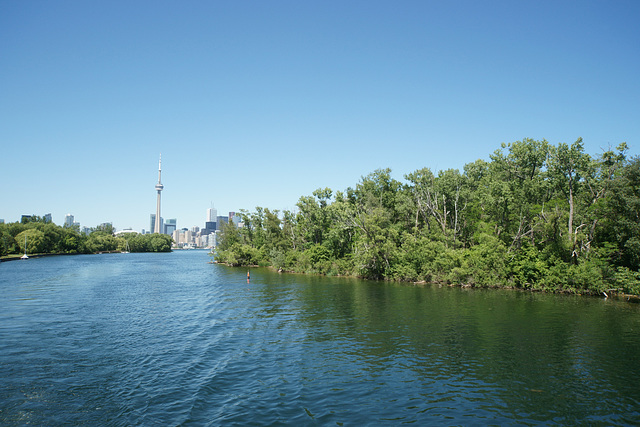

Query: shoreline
214 260 640 303
0 250 170 262
5 253 639 303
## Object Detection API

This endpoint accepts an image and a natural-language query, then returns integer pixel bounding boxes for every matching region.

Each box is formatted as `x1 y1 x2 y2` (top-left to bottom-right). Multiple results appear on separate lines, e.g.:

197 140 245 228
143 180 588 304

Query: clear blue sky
1 1 639 232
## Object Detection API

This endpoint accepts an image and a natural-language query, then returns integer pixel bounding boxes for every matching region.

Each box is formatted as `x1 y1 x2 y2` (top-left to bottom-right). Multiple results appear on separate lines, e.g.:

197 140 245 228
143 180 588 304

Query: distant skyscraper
150 214 163 235
203 206 217 235
154 154 164 233
64 214 74 227
164 218 177 236
207 207 217 222
44 213 52 223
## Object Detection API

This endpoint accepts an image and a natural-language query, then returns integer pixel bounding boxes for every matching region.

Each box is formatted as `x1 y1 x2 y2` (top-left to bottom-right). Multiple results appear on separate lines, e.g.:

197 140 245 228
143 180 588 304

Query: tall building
207 207 217 222
44 213 52 223
150 214 163 235
203 221 216 234
202 206 217 235
164 218 177 236
154 154 164 233
64 214 74 227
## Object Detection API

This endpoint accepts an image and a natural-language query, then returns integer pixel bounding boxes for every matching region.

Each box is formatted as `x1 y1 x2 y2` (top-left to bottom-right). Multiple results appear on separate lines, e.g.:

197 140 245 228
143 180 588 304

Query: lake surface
1 250 639 426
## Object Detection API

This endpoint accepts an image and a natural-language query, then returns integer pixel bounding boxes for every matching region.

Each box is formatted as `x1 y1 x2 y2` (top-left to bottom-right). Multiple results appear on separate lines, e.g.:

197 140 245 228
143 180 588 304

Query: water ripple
1 252 640 425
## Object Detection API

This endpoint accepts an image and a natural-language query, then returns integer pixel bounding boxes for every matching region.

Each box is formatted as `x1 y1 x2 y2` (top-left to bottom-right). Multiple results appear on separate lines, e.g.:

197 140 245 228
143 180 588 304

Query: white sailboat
122 241 130 254
21 235 29 259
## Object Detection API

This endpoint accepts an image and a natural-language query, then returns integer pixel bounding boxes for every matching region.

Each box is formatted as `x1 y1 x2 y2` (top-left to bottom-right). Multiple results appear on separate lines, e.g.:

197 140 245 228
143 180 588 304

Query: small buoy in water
247 271 250 280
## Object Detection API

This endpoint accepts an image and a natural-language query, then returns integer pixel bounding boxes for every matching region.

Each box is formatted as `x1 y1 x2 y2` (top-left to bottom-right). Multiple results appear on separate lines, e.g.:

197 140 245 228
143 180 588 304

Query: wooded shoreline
213 138 640 296
0 250 132 262
216 259 640 303
0 221 172 258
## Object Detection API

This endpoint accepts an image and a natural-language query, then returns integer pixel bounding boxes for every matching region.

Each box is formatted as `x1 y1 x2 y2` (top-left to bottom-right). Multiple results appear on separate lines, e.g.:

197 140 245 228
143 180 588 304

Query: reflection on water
1 251 639 425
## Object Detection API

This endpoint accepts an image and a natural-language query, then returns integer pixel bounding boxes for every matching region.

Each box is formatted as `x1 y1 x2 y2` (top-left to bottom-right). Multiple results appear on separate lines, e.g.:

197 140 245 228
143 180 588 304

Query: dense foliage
215 138 640 295
0 220 172 257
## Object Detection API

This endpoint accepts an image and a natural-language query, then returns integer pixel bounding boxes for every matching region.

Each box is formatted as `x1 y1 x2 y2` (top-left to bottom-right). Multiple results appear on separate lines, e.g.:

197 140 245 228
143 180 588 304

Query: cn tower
154 154 164 233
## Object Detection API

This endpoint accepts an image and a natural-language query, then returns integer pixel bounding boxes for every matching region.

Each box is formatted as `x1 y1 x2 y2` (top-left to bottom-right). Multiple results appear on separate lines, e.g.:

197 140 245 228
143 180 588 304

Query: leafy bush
509 244 547 288
613 267 640 295
462 233 508 287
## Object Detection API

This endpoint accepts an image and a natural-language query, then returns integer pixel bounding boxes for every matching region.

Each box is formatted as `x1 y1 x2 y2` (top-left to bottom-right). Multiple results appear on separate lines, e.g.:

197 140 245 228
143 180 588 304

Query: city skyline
1 2 638 232
0 153 238 233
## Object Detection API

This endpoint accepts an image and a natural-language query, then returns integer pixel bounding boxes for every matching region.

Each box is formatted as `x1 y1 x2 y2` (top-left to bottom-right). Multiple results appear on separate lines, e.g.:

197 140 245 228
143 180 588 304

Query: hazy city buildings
140 157 234 248
64 214 74 227
166 207 235 249
164 218 177 236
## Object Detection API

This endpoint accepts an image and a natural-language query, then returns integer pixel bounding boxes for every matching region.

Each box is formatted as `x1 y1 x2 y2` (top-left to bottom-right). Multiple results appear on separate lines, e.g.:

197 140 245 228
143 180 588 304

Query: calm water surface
1 251 639 425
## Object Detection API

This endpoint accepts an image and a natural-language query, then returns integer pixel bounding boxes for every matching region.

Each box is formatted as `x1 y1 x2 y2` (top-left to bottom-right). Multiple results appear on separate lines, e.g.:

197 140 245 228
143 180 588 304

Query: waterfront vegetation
214 138 640 296
0 220 172 258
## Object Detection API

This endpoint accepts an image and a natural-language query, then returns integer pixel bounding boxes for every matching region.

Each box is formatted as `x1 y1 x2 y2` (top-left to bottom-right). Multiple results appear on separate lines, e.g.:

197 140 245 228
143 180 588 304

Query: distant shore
0 251 133 262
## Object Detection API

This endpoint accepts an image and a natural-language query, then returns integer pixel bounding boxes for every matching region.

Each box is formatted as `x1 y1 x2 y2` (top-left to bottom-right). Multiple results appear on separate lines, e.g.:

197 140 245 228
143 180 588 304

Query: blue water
1 251 639 425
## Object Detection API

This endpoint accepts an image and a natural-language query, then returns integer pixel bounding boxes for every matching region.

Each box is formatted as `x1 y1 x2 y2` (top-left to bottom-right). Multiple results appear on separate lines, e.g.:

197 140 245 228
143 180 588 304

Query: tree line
0 219 172 256
214 138 640 295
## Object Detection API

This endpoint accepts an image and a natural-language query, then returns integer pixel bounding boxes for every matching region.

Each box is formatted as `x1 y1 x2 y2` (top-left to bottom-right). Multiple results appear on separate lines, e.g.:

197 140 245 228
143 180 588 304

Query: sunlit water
1 251 639 425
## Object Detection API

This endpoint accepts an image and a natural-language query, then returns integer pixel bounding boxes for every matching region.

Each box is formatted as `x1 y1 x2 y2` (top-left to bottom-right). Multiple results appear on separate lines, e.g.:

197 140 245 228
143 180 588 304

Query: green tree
296 188 333 246
86 232 118 252
281 209 301 251
0 225 17 256
216 216 243 251
345 169 402 279
548 138 592 261
598 156 640 270
15 229 46 254
263 208 285 251
405 168 470 246
147 234 172 252
487 139 550 250
94 223 115 235
58 226 84 253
